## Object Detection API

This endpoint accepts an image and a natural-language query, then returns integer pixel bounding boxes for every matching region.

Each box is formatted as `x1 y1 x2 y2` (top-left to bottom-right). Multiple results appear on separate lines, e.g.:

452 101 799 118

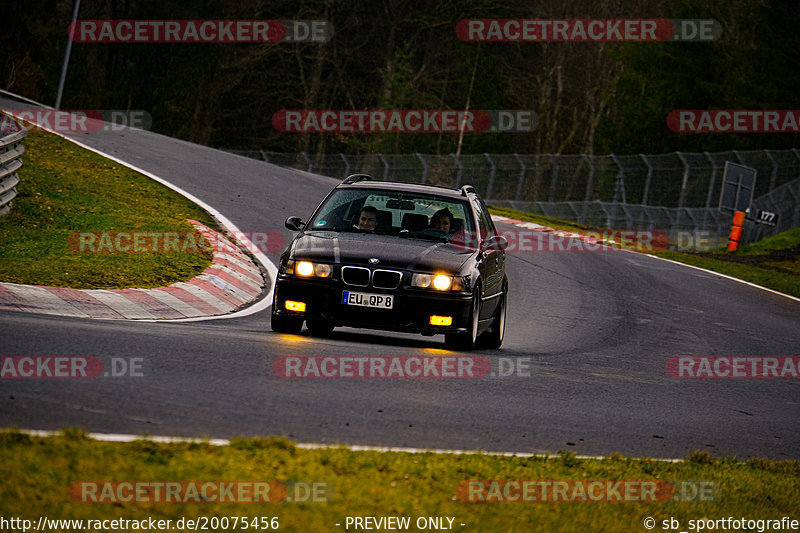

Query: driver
356 205 378 231
430 208 454 233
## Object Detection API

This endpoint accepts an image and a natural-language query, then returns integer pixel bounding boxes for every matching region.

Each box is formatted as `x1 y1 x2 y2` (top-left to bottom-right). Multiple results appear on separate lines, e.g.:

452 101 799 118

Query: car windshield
306 188 474 241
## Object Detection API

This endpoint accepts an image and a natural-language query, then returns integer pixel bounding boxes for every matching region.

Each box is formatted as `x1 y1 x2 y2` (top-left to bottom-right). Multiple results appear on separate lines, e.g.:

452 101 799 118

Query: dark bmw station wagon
271 175 508 349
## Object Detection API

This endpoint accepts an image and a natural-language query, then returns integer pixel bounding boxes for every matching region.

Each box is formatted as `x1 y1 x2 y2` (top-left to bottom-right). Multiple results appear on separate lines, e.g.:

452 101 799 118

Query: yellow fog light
296 261 314 276
430 315 453 326
285 300 306 312
432 274 452 290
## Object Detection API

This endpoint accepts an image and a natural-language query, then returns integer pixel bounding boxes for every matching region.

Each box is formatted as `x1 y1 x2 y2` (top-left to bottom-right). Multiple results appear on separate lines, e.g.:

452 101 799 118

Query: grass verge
656 227 800 298
1 430 798 533
488 205 800 298
0 126 216 289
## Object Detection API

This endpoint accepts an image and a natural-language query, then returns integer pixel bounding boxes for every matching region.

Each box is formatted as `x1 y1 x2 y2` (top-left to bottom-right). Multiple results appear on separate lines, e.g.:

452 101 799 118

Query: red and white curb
0 220 265 320
491 214 614 245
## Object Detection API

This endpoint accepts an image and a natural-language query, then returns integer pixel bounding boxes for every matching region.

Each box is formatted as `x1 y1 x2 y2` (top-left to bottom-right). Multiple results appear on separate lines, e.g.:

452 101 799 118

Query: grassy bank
1 430 797 533
0 126 215 289
657 227 800 298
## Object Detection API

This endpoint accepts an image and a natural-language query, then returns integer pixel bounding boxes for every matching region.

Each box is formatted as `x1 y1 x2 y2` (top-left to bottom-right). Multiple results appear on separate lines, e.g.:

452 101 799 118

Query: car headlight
286 260 332 278
411 273 467 291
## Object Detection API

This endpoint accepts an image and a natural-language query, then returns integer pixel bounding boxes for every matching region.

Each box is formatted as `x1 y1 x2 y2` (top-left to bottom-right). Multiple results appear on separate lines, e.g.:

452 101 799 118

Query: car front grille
341 266 370 287
341 266 402 289
372 269 402 289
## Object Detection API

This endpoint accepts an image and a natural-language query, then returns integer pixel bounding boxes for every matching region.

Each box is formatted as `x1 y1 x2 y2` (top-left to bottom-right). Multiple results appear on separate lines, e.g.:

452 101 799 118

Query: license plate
342 291 394 309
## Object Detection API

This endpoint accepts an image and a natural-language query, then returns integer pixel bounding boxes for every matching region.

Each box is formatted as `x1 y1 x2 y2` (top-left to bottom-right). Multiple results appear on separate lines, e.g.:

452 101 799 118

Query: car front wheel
445 287 480 351
479 285 506 349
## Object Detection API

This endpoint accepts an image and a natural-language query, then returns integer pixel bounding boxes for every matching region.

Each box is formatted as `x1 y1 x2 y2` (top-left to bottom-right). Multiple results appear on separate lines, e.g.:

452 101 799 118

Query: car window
471 196 496 237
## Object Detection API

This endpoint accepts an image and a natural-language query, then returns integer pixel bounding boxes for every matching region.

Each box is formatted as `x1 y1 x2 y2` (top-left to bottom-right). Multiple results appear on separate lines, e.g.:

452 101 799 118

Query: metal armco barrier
0 128 27 217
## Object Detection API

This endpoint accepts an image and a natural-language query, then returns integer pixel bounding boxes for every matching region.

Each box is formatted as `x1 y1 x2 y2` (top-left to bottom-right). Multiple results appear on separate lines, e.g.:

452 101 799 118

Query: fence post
452 153 463 188
55 0 81 109
676 151 690 208
703 152 718 208
703 151 718 231
301 152 312 173
640 154 653 205
580 154 595 225
416 153 428 184
765 150 778 190
610 153 626 203
339 153 351 178
484 153 496 200
609 153 625 229
547 154 559 202
514 153 526 202
792 183 800 229
379 154 390 180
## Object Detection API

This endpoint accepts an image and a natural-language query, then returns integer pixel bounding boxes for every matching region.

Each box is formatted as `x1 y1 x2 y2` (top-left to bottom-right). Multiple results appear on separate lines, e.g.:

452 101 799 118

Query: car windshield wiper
307 226 354 232
398 229 450 243
315 227 387 234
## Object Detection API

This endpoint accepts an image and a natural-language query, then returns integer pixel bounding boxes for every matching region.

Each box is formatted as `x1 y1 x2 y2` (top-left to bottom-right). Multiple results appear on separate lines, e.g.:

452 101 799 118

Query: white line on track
641 254 800 303
14 428 684 462
492 214 800 303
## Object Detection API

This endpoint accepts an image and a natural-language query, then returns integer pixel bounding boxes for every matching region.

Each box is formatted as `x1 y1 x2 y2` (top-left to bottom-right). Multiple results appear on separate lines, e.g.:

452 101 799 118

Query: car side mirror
481 234 507 252
285 216 305 231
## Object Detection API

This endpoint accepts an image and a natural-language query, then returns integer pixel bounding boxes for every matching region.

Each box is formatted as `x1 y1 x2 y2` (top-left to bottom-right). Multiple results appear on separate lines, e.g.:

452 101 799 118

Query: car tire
271 313 303 333
479 284 506 349
306 319 334 336
445 287 480 351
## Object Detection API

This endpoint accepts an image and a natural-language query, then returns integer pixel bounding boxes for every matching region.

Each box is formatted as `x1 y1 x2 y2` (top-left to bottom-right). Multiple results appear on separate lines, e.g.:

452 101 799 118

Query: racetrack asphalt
1 96 799 459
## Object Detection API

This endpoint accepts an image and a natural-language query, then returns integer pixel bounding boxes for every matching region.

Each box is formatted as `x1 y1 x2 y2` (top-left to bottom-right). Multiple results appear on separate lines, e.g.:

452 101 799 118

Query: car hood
289 231 473 273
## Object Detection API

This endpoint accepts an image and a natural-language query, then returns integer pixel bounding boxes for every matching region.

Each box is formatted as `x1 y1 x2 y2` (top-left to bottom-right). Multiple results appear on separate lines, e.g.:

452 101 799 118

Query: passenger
356 205 378 231
430 208 454 233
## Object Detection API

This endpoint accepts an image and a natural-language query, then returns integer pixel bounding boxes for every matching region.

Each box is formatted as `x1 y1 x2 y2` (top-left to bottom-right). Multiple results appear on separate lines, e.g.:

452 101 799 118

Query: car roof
336 177 476 200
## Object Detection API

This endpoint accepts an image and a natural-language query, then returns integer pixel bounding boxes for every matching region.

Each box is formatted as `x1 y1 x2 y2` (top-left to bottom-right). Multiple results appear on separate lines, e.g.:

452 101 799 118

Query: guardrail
0 128 27 217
